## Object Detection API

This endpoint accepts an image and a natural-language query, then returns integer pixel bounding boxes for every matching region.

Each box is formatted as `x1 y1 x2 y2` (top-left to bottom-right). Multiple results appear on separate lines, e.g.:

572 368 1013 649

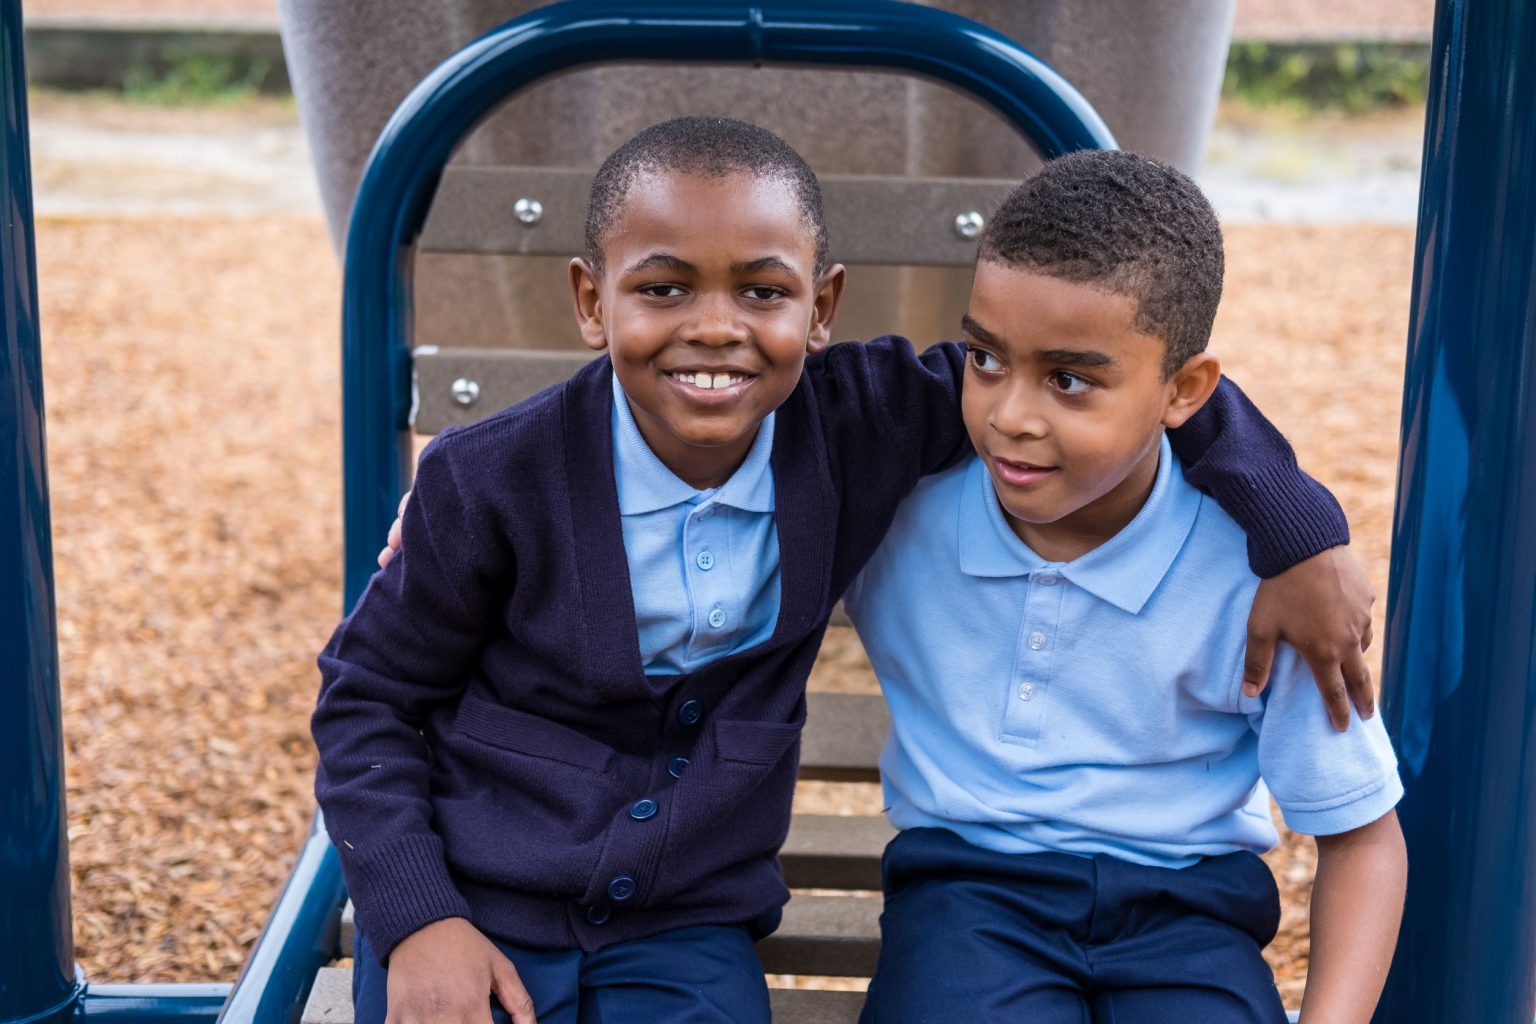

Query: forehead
605 169 817 267
968 259 1146 351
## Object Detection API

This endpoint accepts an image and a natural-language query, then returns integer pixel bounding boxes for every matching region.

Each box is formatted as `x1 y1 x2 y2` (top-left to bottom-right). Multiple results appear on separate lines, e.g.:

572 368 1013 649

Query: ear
569 257 609 352
806 263 847 354
1161 352 1222 429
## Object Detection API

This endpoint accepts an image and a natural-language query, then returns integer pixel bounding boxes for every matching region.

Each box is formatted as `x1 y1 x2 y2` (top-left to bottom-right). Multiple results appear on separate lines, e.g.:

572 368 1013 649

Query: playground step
779 814 893 890
301 967 868 1024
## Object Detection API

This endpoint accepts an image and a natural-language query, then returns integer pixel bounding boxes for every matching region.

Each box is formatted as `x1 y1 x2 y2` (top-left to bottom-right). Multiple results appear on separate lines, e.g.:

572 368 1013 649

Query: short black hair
978 150 1223 378
584 116 829 277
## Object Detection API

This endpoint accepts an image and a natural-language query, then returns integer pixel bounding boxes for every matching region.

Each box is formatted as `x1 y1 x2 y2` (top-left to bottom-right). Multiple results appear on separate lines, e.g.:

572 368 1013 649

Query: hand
1243 545 1375 732
377 491 411 569
385 917 536 1024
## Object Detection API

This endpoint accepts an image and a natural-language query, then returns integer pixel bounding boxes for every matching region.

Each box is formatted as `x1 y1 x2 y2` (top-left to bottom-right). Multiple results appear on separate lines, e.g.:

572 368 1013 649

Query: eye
743 285 788 302
638 283 686 299
967 346 1003 374
1049 370 1093 395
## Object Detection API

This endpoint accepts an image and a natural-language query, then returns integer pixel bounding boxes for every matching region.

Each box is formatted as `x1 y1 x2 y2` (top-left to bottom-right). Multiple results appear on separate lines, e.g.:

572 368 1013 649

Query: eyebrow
731 256 796 275
959 314 1119 369
624 252 695 275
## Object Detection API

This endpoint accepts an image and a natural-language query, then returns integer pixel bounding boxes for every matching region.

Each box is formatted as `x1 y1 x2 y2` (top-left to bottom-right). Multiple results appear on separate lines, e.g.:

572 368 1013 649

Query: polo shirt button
630 798 658 820
707 607 727 629
678 699 703 726
696 550 715 571
1018 683 1036 701
586 903 611 925
607 876 636 901
696 506 714 521
668 757 690 778
1038 573 1059 586
1028 631 1047 650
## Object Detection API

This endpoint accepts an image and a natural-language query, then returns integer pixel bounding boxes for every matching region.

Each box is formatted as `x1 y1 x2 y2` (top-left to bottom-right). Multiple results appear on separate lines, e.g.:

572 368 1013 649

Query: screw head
954 210 985 240
513 197 544 226
451 378 480 407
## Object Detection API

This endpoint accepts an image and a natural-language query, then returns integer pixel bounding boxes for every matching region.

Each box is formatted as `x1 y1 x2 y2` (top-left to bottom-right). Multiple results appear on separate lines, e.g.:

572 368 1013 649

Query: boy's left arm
1168 375 1375 731
1301 811 1407 1024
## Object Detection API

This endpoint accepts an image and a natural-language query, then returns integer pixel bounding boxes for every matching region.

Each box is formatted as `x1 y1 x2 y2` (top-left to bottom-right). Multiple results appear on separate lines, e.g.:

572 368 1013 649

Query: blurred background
21 0 1429 1008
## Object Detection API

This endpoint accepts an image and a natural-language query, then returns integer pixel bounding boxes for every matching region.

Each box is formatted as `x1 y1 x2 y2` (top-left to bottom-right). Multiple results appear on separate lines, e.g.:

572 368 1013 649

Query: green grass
1224 42 1430 114
123 50 277 106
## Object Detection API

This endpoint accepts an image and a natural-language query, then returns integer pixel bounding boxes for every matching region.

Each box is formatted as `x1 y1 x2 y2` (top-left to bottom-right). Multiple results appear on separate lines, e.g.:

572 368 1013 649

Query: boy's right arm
386 918 537 1024
807 335 970 485
313 436 510 960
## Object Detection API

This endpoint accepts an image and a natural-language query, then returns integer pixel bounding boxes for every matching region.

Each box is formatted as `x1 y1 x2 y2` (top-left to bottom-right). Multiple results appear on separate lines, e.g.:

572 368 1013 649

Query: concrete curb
24 16 288 93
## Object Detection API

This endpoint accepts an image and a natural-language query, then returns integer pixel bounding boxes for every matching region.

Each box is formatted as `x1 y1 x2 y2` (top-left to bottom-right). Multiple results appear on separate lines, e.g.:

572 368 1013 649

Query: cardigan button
678 700 703 726
585 903 611 925
630 799 658 821
668 757 690 778
607 876 636 901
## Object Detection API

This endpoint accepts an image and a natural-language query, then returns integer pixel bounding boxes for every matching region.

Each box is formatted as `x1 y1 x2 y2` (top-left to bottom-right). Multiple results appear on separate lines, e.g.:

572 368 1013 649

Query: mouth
991 454 1059 488
664 369 757 400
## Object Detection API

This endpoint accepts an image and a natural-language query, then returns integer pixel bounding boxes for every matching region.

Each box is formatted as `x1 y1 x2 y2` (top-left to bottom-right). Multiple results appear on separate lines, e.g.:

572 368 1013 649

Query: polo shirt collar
957 433 1201 614
611 372 775 515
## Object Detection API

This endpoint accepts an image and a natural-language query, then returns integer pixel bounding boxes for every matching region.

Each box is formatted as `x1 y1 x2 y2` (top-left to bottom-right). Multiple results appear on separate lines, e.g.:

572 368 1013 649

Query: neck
628 400 756 490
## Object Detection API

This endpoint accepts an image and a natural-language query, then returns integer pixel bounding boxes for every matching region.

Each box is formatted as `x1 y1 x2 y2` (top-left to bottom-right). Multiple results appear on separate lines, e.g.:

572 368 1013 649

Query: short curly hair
584 116 829 278
978 150 1223 378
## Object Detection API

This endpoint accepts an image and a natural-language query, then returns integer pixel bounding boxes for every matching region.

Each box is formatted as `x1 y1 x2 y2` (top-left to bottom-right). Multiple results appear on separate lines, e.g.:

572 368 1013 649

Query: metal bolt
513 197 544 226
954 210 985 240
451 378 480 407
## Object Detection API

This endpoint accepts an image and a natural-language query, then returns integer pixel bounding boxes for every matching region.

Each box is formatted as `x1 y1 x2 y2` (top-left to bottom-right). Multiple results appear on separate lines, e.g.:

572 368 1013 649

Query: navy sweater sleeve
313 431 506 958
1170 375 1350 577
810 338 1346 578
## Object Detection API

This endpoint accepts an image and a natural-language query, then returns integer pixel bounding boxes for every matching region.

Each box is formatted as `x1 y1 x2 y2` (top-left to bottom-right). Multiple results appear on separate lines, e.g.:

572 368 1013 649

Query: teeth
671 371 747 391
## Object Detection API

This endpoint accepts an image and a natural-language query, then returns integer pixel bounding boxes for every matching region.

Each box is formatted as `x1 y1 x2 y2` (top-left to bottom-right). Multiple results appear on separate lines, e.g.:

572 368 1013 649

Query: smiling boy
846 151 1405 1023
325 119 1374 1024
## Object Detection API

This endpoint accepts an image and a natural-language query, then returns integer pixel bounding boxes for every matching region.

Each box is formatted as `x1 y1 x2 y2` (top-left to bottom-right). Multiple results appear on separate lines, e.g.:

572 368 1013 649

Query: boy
331 118 1366 1024
845 151 1406 1023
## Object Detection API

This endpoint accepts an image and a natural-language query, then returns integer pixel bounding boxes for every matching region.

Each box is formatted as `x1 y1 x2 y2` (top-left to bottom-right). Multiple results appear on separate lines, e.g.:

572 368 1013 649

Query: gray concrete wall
278 0 1236 348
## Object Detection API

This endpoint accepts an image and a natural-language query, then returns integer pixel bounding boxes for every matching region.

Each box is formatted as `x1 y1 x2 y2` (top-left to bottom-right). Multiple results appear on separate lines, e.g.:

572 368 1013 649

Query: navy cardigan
314 337 1346 960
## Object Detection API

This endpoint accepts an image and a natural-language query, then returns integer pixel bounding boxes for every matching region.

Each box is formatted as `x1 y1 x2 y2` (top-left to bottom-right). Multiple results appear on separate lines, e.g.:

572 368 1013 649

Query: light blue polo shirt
842 436 1402 869
612 374 779 676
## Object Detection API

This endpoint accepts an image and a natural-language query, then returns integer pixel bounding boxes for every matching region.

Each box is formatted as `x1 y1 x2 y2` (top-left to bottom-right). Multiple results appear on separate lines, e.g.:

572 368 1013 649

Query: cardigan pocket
453 694 614 773
709 717 804 768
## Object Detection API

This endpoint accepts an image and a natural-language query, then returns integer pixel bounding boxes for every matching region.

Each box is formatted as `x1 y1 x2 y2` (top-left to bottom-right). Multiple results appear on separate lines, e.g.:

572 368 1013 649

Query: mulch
37 215 1414 1007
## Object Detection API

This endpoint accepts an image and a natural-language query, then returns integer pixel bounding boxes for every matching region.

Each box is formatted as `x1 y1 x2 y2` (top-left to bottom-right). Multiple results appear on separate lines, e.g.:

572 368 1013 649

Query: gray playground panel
278 0 1237 349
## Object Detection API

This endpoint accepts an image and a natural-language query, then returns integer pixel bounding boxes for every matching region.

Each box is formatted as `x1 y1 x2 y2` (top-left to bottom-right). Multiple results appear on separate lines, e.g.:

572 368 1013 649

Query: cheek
960 385 991 438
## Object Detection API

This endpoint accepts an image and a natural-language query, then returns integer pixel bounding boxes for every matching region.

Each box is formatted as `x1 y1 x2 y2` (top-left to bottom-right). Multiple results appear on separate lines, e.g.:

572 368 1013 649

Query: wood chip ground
38 215 1413 1008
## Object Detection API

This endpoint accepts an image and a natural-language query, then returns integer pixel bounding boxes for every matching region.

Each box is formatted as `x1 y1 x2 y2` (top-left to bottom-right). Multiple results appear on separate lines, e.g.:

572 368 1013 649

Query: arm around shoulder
808 336 971 479
1169 374 1348 578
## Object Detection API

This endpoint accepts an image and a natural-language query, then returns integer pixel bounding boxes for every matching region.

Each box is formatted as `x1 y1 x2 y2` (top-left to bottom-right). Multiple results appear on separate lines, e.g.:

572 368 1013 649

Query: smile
992 455 1059 488
666 370 754 392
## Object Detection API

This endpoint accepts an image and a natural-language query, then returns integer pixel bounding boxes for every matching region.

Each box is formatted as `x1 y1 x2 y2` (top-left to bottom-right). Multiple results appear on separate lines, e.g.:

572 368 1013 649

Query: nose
988 379 1048 440
685 292 746 347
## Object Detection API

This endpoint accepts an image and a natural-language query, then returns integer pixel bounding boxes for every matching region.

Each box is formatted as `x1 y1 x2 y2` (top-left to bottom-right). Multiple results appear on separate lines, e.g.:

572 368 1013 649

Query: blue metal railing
1 0 76 1020
336 0 1116 607
1373 0 1536 1019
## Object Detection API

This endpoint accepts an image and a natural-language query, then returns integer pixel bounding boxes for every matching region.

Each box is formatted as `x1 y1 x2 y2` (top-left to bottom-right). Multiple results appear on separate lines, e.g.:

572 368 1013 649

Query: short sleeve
1250 646 1404 836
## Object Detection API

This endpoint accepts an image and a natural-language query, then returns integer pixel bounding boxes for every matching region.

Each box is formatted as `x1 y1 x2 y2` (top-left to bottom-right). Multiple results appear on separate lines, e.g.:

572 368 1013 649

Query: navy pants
860 828 1289 1024
354 924 770 1024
